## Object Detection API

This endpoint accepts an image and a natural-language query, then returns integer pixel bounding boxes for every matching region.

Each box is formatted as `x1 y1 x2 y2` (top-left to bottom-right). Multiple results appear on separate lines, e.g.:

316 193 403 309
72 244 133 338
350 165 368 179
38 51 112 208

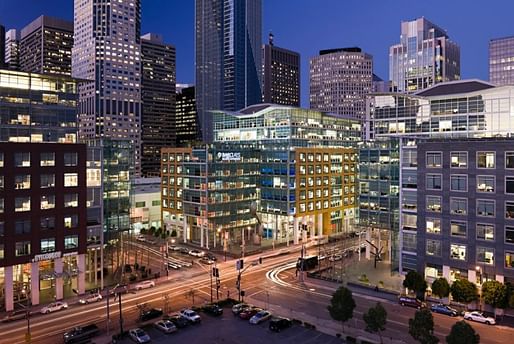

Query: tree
509 293 514 309
446 321 480 344
408 309 439 344
403 271 428 298
431 278 450 299
450 279 478 304
328 286 356 332
482 280 508 309
363 302 387 344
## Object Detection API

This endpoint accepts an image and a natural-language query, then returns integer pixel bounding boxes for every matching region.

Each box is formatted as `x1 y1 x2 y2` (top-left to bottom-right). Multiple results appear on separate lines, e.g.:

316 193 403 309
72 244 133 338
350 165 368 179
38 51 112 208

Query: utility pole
210 266 213 303
118 292 123 336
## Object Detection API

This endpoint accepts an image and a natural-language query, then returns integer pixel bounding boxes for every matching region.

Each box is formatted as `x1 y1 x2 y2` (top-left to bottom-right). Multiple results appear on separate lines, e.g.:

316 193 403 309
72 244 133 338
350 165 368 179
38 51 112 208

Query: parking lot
114 306 341 344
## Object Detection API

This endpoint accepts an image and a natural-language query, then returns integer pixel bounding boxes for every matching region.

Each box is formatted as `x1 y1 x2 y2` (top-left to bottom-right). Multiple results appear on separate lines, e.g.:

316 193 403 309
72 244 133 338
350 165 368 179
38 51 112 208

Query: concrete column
31 262 39 306
293 217 299 245
443 265 450 281
94 249 98 285
468 269 477 284
200 226 204 248
310 215 315 239
365 229 371 260
205 227 209 250
78 254 86 295
183 217 188 243
55 258 63 300
496 275 504 283
317 213 323 237
4 266 14 312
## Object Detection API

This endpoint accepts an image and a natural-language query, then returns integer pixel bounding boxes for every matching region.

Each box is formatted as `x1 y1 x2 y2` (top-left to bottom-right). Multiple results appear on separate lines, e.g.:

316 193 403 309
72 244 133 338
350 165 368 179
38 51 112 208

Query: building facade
175 84 198 146
5 29 20 70
195 0 262 142
0 25 5 68
0 142 87 312
489 36 514 86
131 177 162 231
20 15 74 76
389 17 460 93
262 36 300 106
72 0 142 176
309 47 372 120
141 33 176 177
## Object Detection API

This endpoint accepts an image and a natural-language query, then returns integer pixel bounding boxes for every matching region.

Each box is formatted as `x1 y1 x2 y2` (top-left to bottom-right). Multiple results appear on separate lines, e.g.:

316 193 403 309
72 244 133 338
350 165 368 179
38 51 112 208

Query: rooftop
414 79 495 97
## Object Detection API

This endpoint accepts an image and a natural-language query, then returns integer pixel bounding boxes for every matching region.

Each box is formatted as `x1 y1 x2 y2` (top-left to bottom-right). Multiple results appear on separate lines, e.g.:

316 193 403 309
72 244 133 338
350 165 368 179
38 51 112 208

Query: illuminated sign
216 152 241 161
32 251 62 262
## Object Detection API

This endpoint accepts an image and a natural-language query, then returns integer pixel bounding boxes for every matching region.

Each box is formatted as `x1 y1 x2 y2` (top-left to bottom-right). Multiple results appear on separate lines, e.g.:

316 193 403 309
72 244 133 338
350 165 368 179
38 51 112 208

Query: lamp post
476 266 482 311
22 288 31 344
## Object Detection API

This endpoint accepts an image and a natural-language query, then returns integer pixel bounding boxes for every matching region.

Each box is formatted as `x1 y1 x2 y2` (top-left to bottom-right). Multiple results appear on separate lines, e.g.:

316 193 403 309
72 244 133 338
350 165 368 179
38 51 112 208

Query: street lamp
476 266 482 311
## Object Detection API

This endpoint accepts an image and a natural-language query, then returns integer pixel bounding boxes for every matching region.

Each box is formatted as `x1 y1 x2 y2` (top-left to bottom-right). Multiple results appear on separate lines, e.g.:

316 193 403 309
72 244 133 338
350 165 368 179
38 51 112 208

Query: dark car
231 303 251 315
206 253 217 261
430 303 459 317
63 324 99 344
140 308 163 322
269 317 292 332
399 296 426 309
239 307 261 320
166 313 189 328
204 303 223 316
109 284 129 296
2 310 27 322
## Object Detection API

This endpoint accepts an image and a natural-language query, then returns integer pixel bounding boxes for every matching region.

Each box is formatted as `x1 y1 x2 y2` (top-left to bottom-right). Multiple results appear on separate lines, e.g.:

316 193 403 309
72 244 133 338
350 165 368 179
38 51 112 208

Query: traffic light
216 280 220 289
259 257 263 264
212 267 219 277
236 259 244 270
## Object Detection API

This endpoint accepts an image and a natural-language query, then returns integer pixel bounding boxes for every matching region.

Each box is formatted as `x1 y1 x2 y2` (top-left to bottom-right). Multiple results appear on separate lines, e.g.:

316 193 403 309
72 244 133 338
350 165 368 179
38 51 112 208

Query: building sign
32 251 62 262
63 251 78 257
217 152 241 161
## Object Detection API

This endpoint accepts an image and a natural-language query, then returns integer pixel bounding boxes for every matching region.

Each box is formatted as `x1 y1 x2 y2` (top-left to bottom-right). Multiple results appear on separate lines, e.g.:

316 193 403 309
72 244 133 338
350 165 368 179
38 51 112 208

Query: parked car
239 307 261 320
232 303 251 315
328 254 343 262
129 328 151 343
136 235 146 242
398 296 425 309
249 310 272 324
154 320 177 334
430 303 459 317
134 280 155 290
180 309 201 323
204 303 223 316
109 284 129 296
188 249 205 257
40 301 68 314
179 247 190 255
63 324 99 344
165 313 189 328
464 311 496 325
206 253 217 261
269 317 292 332
2 310 27 322
140 308 163 323
79 293 102 304
201 256 215 265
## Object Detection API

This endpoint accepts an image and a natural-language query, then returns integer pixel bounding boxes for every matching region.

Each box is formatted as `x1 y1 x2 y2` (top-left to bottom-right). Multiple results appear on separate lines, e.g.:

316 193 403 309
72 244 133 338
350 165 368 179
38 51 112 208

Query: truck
297 255 318 271
63 324 99 344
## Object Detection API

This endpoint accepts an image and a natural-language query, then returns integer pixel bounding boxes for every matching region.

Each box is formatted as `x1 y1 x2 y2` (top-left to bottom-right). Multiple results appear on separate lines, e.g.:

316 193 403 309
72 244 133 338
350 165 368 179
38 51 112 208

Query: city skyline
2 0 514 107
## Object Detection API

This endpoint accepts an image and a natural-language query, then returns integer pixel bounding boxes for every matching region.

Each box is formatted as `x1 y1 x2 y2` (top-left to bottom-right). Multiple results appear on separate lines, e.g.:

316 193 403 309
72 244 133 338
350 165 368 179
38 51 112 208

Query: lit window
64 235 79 249
476 224 494 241
451 221 467 237
477 199 495 217
64 173 78 187
451 152 467 168
507 201 514 219
477 247 494 265
450 244 467 261
426 196 441 212
477 176 495 193
426 218 441 234
64 193 78 207
40 238 56 253
506 152 514 169
15 152 30 167
426 152 442 168
15 197 31 212
40 152 55 166
15 174 31 189
64 215 78 229
41 195 55 210
426 239 441 257
41 174 55 188
450 197 467 215
15 241 31 256
477 152 495 169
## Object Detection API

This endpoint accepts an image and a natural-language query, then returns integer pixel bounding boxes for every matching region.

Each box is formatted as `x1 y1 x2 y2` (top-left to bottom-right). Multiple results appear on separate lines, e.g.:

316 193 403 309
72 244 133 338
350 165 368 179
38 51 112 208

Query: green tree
431 278 450 299
509 293 514 309
482 280 508 309
403 271 428 298
450 279 478 304
328 286 356 332
446 321 480 344
363 302 387 344
408 309 439 344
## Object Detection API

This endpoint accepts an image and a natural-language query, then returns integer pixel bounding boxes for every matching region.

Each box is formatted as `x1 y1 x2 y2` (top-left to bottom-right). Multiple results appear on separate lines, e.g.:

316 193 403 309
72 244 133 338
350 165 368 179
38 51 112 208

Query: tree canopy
408 309 439 344
450 279 478 304
363 302 387 343
328 286 356 330
446 321 480 344
431 278 450 299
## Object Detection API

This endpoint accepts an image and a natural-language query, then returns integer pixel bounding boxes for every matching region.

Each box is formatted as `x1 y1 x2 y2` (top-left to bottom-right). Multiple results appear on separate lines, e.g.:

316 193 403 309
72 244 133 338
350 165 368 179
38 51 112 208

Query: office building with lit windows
389 17 460 93
175 84 198 146
489 35 514 86
161 105 360 253
4 29 20 70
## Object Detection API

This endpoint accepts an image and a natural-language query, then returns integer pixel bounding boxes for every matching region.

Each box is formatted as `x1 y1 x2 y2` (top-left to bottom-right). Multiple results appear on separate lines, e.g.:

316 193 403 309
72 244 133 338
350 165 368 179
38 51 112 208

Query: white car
154 319 177 333
180 309 201 323
464 311 496 325
328 254 343 262
249 310 272 324
79 293 102 304
40 301 68 314
136 235 146 242
188 249 205 257
134 280 155 290
129 328 151 343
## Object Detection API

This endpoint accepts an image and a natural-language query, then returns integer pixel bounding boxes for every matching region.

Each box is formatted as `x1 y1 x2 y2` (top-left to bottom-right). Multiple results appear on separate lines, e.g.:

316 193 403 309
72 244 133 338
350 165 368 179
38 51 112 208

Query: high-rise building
489 36 514 86
175 84 199 147
72 0 142 176
389 17 460 93
195 0 262 143
262 33 300 106
141 33 176 177
372 73 392 93
0 25 5 68
5 29 20 70
309 47 372 120
20 15 73 76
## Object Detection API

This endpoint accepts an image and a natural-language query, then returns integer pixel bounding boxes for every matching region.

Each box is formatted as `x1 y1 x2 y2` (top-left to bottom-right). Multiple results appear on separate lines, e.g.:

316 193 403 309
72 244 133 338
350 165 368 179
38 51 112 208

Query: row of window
161 153 189 163
426 196 514 219
299 152 355 163
0 194 78 212
0 173 78 190
425 174 514 193
426 151 514 169
298 164 355 175
299 197 355 212
0 215 79 235
0 235 79 259
426 242 495 265
0 152 78 168
134 200 161 208
424 218 514 243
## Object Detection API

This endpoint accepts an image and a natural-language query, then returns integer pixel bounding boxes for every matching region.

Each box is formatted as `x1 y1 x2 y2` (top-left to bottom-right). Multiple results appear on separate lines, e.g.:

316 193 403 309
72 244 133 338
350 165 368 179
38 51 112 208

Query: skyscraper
195 0 262 143
262 33 300 106
0 25 5 68
72 0 142 176
176 84 199 147
489 36 514 86
389 17 460 93
4 29 20 70
20 15 73 76
309 47 372 120
141 33 176 177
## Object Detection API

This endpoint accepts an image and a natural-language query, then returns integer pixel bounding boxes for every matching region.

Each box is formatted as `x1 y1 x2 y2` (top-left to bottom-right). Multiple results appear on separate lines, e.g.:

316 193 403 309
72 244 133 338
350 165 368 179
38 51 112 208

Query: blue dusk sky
1 0 514 106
